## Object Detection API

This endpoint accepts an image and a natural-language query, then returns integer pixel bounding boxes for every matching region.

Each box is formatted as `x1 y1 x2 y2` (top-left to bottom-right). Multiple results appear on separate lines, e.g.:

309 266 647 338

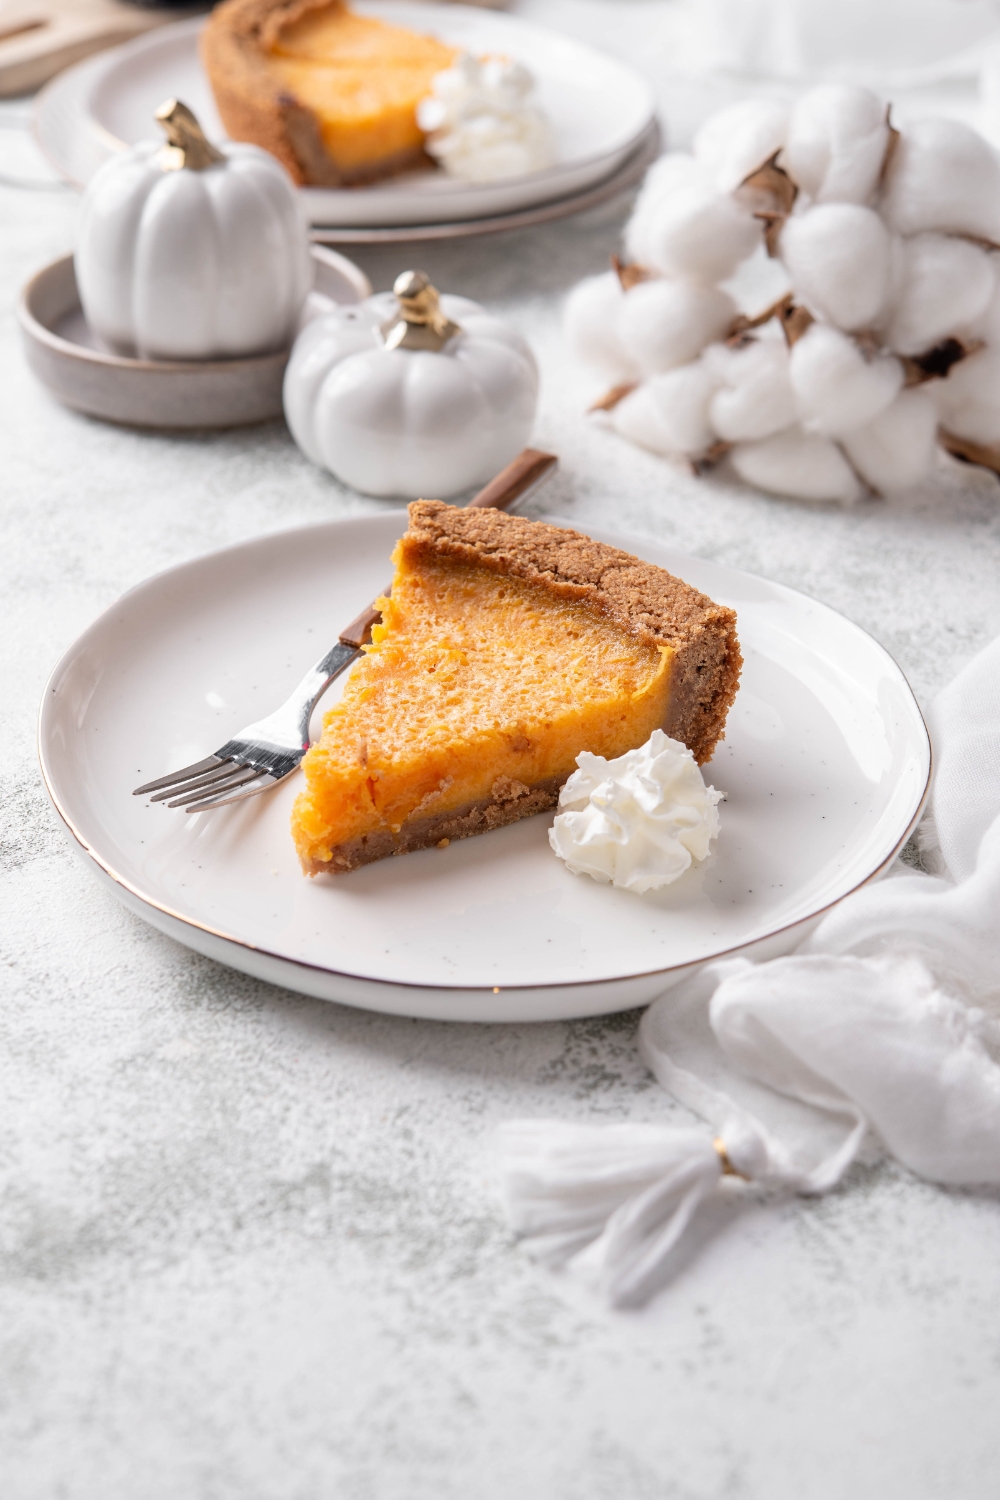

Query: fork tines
133 754 228 797
134 755 275 813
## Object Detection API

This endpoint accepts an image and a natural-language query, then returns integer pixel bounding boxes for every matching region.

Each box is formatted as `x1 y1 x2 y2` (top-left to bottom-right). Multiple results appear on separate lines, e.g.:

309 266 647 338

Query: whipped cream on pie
416 53 556 182
549 730 723 894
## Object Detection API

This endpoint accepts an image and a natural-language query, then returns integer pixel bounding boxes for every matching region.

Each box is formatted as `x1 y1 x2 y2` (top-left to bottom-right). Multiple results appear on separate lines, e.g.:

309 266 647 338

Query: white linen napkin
498 635 1000 1307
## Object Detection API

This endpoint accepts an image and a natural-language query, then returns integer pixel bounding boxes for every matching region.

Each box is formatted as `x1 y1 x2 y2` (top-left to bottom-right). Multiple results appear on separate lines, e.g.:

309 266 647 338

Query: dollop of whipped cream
417 53 556 183
548 730 723 894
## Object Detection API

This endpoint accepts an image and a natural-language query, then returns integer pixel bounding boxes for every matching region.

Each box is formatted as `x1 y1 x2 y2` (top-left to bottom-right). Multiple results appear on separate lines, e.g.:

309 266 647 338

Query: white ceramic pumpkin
283 270 538 498
76 101 311 362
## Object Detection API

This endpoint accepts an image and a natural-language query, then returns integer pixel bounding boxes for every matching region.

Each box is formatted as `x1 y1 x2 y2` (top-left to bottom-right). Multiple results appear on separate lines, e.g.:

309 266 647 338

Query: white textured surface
4 23 1000 1493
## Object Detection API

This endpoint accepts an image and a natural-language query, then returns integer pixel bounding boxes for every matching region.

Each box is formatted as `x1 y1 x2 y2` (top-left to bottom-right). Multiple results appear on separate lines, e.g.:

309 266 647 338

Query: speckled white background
4 8 1000 1492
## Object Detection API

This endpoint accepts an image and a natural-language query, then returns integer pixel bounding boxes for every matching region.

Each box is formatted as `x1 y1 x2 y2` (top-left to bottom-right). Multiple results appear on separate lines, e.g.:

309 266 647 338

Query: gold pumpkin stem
156 99 226 172
381 270 461 352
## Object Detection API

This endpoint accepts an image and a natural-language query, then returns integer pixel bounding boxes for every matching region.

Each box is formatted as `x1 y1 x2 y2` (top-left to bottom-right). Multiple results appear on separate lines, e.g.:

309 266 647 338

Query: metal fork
133 448 559 814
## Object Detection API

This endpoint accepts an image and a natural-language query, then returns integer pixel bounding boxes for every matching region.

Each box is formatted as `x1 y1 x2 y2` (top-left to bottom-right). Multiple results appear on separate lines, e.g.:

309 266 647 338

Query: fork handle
337 448 558 650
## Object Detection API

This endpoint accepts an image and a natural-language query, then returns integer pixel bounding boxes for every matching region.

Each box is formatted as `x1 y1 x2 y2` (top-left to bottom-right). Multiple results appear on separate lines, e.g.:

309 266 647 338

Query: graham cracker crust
310 776 561 875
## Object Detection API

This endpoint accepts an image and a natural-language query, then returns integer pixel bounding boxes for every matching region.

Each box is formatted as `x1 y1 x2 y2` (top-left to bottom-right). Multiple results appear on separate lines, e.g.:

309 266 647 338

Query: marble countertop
4 12 1000 1494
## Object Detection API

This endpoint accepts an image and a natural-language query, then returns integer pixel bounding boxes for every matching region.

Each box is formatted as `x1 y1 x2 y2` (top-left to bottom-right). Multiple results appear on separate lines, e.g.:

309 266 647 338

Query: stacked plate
33 1 661 241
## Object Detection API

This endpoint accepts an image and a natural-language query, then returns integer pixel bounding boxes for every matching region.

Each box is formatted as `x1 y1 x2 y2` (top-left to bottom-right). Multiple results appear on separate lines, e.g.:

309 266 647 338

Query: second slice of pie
292 503 741 875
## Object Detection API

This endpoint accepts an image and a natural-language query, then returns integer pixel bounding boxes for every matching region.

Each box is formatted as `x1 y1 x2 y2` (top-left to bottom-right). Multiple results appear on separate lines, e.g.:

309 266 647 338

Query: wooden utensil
0 0 203 97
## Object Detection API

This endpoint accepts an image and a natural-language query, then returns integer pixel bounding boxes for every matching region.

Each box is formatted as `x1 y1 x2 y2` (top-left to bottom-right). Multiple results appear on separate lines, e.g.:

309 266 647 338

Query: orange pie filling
292 539 675 874
267 7 457 175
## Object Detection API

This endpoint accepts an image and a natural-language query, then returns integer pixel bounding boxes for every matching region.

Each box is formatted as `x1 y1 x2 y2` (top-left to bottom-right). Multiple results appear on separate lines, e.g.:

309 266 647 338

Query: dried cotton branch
563 83 1000 501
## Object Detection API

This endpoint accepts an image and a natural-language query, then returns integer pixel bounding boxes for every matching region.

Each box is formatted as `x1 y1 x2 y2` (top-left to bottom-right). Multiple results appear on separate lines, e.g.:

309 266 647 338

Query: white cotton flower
780 85 890 205
729 428 863 503
704 338 797 442
610 360 719 457
617 279 736 376
625 153 762 285
932 347 1000 445
841 389 938 494
789 323 903 436
883 234 994 356
881 117 1000 243
549 730 722 894
564 273 735 382
572 95 1000 502
779 204 892 331
693 98 790 192
563 271 637 380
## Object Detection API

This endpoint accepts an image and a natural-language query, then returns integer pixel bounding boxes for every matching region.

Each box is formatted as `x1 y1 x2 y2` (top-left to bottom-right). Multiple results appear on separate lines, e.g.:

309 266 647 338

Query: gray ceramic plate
17 245 371 430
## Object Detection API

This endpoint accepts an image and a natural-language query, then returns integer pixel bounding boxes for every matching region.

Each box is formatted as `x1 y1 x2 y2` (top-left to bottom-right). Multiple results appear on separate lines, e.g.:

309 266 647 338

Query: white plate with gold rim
38 513 931 1023
33 4 656 227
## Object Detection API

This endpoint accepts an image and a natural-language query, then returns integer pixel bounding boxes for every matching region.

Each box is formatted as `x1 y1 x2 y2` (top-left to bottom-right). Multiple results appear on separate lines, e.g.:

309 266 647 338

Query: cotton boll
730 428 863 503
932 347 1000 445
789 323 903 436
883 234 994 355
705 339 797 441
841 389 938 493
625 153 709 264
694 99 790 192
779 204 892 330
625 154 762 284
563 271 637 379
781 85 890 204
617 280 736 376
611 362 719 457
881 117 1000 243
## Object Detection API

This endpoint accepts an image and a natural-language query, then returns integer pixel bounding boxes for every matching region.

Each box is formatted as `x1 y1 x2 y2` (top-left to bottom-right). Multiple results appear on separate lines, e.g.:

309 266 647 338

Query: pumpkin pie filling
292 503 741 875
202 0 458 185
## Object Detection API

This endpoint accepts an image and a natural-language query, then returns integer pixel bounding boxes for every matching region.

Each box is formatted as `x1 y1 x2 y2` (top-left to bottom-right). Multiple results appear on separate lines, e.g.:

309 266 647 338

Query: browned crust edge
200 0 431 186
404 502 743 766
307 776 561 875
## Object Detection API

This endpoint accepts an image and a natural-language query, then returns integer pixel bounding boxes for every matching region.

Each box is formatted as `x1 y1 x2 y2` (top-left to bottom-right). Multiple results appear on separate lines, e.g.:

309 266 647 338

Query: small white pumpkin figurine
283 270 538 498
76 100 311 362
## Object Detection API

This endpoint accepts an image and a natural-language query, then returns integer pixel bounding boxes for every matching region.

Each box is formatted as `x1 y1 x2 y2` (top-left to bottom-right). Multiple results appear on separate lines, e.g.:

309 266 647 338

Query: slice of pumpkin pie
292 503 741 874
202 0 457 186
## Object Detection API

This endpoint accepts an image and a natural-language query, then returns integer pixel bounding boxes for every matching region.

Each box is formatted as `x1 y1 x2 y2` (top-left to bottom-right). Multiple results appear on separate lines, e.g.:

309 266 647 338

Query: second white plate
37 4 656 227
39 514 930 1022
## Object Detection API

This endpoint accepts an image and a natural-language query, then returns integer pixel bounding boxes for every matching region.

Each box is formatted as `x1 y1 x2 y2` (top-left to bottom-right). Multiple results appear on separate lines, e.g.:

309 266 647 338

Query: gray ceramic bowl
17 245 371 430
